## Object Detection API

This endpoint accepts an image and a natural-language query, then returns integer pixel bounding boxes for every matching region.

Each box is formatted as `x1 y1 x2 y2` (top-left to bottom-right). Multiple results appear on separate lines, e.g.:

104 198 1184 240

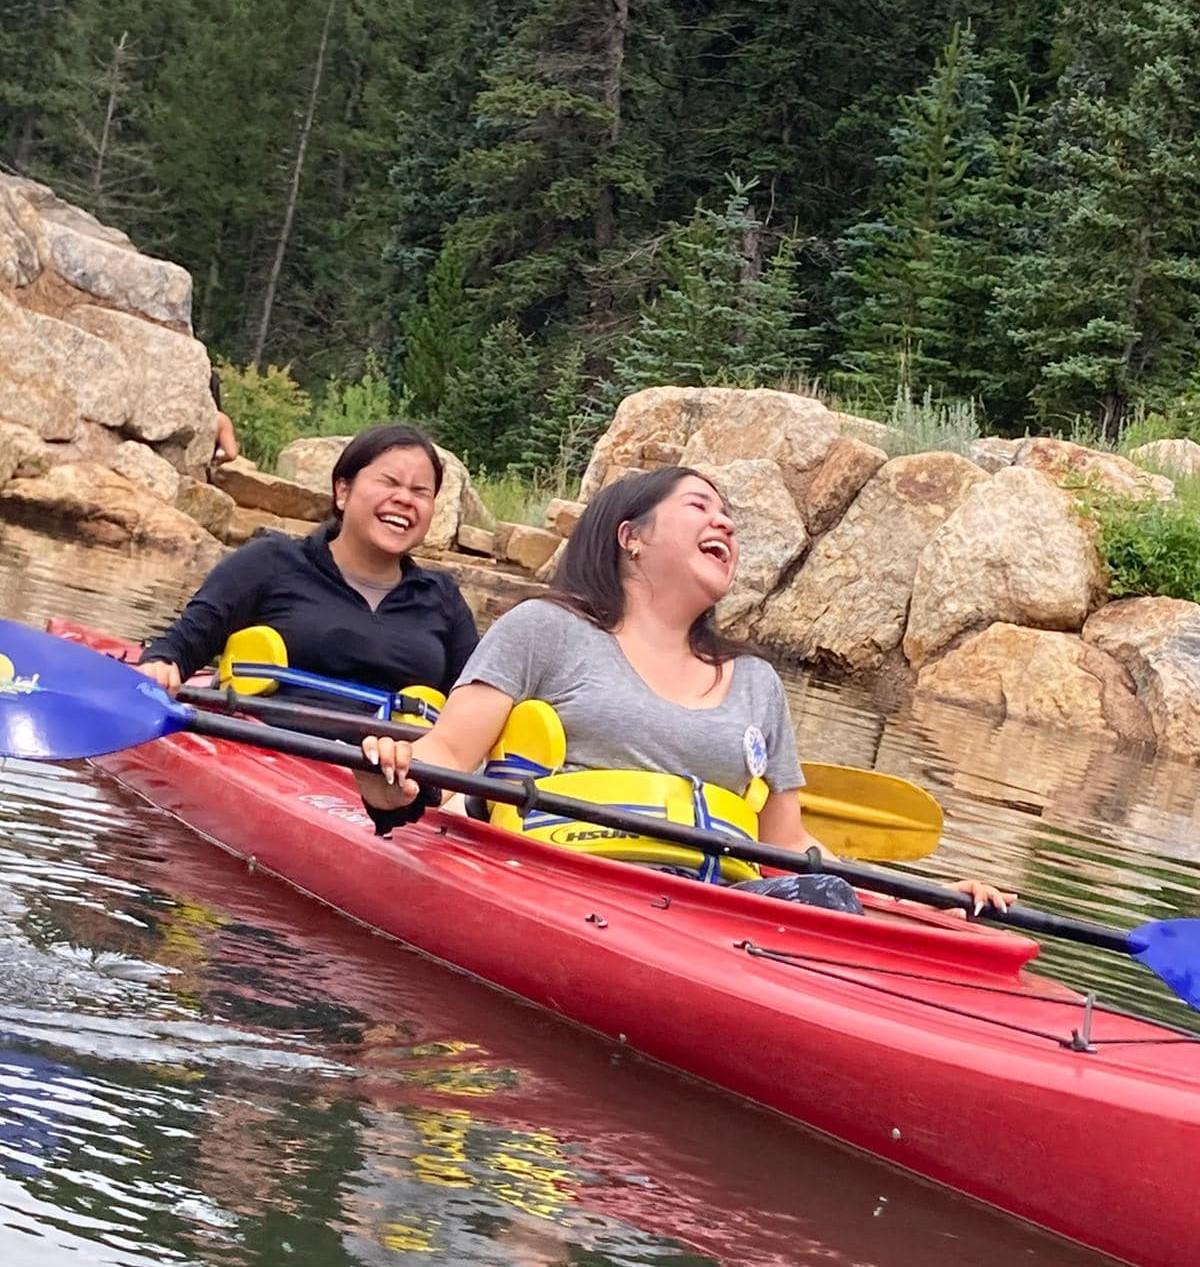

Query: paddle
3 618 1199 1010
176 685 943 862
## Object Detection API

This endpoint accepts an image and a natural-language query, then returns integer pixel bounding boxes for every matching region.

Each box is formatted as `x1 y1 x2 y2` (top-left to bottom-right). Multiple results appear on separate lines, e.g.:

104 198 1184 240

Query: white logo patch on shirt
743 725 768 779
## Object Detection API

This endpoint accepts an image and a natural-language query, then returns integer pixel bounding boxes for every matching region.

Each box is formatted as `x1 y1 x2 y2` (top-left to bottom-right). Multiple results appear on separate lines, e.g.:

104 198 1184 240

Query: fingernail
367 750 379 766
973 900 983 917
384 768 394 785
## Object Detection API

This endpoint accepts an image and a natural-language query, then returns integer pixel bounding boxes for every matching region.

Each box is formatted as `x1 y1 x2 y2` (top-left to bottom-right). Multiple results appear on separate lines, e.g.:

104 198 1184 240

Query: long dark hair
548 466 745 666
326 423 443 530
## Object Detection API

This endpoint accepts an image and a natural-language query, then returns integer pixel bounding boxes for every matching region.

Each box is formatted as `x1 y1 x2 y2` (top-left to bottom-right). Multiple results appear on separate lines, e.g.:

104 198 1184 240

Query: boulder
803 436 888 535
110 439 181 503
602 463 647 489
751 452 988 671
544 498 585 538
0 291 80 441
827 411 902 449
0 422 52 480
456 524 495 556
67 305 216 451
223 505 313 546
502 524 561 573
276 434 346 490
535 538 566 583
1083 598 1200 762
1014 436 1173 502
25 309 133 430
0 177 46 287
1129 438 1200 479
581 387 836 501
967 436 1022 473
0 463 223 566
680 392 839 512
175 476 235 539
903 466 1106 668
916 623 1153 742
40 211 193 329
691 459 807 629
212 456 329 522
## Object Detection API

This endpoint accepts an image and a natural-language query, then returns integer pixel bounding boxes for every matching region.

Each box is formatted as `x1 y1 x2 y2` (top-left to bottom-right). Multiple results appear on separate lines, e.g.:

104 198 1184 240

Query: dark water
1 522 1196 1267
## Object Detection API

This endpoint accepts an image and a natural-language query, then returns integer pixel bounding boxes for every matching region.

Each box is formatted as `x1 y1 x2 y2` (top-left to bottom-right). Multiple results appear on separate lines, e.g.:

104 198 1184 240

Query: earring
336 501 345 511
629 545 640 560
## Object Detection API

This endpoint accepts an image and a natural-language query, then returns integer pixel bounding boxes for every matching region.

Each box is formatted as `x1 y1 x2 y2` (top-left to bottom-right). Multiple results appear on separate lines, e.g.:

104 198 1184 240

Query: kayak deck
50 619 1200 1267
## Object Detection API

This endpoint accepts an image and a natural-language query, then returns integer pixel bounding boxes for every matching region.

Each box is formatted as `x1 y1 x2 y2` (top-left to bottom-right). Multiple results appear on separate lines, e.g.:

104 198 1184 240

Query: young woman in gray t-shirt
356 466 1014 914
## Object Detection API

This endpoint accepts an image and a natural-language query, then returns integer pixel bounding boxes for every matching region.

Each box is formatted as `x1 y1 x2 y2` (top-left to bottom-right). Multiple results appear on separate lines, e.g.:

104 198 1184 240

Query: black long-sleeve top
141 527 479 697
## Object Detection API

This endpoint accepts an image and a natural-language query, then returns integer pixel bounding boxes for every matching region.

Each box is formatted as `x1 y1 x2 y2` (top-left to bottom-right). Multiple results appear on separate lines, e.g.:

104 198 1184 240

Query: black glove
363 782 443 836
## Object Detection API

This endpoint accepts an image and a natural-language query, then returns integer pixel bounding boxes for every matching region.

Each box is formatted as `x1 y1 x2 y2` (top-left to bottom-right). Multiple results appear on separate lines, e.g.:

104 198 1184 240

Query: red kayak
51 619 1200 1267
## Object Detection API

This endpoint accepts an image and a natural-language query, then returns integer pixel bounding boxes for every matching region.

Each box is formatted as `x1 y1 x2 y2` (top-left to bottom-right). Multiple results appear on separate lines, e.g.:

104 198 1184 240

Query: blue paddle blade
1129 919 1200 1009
0 618 192 760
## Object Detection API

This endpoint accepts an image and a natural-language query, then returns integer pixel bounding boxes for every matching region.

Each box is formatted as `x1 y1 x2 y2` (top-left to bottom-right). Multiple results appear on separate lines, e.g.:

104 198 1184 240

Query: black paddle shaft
184 708 1133 952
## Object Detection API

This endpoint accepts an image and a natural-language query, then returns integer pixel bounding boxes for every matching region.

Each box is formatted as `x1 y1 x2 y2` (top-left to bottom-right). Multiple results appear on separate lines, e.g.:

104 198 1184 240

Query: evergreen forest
3 0 1199 478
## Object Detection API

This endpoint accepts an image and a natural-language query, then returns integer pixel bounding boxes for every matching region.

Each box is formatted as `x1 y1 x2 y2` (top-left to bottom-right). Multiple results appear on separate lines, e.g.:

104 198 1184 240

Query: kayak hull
51 620 1200 1267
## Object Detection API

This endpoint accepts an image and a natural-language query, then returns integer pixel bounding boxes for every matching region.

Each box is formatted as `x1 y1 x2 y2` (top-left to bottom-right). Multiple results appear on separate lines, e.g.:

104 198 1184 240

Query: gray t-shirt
455 600 803 794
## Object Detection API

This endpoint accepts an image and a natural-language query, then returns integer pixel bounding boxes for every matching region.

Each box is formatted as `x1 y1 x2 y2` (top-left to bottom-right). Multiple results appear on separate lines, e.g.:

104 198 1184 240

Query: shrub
214 360 311 470
1088 479 1200 603
308 351 397 436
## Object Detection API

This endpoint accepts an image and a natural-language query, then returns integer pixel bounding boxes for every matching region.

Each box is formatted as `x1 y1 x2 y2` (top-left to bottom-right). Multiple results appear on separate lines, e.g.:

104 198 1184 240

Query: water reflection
2 521 1197 1263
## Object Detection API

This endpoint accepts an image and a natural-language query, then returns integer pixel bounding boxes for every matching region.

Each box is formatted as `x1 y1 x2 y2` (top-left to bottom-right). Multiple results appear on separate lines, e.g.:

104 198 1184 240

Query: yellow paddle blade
798 761 943 862
217 626 288 696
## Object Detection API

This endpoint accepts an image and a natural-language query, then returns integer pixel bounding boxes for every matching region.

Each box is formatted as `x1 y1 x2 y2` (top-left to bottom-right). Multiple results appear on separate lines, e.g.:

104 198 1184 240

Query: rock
691 459 807 629
66 305 215 453
0 178 46 287
0 463 223 566
40 213 193 329
751 452 988 671
0 291 80 441
535 538 566 583
212 456 329 522
60 418 123 468
827 411 902 449
916 623 1153 742
680 392 838 512
581 387 835 500
804 436 888 535
276 434 347 490
223 505 313 546
1014 436 1173 502
544 497 585 538
1129 438 1200 479
110 439 181 503
503 524 561 573
642 440 684 467
1083 597 1200 762
602 463 648 489
967 436 1022 473
903 466 1106 668
25 310 133 430
0 422 52 480
175 476 235 539
456 524 495 556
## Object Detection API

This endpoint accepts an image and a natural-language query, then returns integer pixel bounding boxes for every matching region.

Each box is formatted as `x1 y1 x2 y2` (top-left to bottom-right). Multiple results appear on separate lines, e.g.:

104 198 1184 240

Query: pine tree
434 318 541 469
447 0 675 331
997 0 1200 434
401 240 475 417
515 341 592 480
833 24 998 404
606 179 809 398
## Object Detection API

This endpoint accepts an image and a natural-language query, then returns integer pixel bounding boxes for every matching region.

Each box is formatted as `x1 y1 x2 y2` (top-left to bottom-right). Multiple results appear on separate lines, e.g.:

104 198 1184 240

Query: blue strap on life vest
688 775 723 884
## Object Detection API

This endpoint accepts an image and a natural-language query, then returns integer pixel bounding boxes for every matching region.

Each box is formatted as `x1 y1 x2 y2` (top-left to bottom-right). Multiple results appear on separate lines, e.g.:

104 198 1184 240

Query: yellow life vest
486 699 766 884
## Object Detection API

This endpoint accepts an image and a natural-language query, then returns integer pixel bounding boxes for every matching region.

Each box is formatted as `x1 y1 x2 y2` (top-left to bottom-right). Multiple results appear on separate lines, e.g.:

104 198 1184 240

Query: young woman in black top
136 424 478 701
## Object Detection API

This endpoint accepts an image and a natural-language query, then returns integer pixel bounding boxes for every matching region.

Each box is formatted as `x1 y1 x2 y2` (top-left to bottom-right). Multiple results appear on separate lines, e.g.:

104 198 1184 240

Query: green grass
472 468 579 527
